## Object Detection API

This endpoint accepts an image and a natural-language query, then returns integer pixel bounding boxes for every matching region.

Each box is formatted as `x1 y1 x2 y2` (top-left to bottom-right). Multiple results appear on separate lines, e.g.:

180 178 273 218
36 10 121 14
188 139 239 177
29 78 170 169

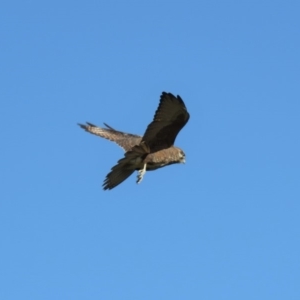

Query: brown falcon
78 92 190 190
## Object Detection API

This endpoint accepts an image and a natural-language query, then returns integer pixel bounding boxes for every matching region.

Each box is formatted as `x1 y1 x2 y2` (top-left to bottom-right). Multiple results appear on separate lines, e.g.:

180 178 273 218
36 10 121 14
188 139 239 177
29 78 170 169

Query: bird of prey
78 92 190 190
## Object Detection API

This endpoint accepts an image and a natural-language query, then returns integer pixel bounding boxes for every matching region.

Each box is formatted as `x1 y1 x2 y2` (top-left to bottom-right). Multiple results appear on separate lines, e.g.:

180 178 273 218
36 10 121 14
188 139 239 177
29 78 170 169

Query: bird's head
178 149 186 164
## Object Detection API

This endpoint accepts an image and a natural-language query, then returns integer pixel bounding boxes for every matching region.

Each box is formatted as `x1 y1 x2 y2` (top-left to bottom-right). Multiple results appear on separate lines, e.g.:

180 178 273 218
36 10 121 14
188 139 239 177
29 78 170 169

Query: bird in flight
78 92 190 190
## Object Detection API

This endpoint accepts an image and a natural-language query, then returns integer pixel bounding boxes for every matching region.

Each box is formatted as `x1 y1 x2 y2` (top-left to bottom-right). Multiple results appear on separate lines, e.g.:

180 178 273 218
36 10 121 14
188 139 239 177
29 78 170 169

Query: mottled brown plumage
78 92 190 190
78 122 141 151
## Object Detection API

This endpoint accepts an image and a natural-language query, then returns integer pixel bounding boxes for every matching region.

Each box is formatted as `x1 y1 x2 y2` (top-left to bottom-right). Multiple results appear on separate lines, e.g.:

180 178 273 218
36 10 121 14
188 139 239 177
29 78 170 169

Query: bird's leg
137 163 147 184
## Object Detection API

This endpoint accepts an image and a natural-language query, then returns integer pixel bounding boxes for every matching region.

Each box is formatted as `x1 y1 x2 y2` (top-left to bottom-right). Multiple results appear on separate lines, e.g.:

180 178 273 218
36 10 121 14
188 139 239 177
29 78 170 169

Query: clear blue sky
1 1 299 299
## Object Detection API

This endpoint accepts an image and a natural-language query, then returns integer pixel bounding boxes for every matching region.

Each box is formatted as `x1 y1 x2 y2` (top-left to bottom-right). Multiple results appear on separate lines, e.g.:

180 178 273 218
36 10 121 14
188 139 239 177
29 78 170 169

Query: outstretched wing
141 92 190 153
103 145 148 190
78 122 142 152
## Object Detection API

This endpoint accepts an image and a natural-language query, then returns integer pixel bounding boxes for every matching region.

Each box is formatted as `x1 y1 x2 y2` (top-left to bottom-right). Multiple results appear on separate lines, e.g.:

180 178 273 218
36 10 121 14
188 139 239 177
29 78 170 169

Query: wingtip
102 185 109 191
103 123 115 130
78 122 97 130
78 123 86 129
102 180 115 191
160 91 183 103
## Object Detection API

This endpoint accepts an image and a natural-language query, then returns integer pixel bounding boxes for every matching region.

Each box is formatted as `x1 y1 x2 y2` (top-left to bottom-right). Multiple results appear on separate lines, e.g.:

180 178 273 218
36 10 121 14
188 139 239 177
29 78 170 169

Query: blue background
1 1 299 299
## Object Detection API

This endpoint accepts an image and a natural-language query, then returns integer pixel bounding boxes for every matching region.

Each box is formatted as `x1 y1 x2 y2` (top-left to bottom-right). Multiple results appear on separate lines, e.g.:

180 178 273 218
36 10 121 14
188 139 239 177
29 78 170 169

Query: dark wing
103 146 147 190
141 92 190 153
78 122 142 151
103 165 135 190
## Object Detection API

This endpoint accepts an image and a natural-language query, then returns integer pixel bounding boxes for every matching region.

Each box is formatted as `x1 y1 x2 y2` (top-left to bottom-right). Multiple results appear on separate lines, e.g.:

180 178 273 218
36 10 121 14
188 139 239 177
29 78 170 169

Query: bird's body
78 92 190 190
